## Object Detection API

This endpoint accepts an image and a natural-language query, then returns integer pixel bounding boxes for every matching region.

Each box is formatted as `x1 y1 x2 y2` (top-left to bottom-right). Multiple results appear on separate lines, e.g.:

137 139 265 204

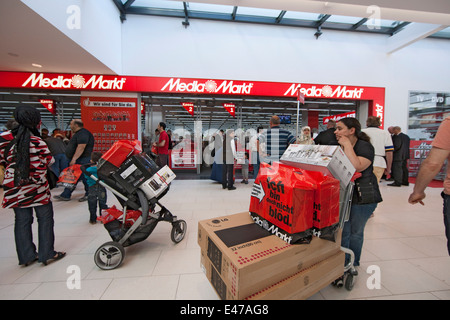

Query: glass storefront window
408 91 450 140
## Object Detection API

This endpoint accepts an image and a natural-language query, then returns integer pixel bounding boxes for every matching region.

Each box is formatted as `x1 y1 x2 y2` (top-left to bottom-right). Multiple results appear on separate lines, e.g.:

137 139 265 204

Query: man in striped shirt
257 116 296 164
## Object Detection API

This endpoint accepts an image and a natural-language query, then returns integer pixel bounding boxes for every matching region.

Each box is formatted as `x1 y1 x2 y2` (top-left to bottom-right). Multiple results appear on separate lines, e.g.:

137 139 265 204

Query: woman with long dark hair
0 105 65 266
335 117 382 268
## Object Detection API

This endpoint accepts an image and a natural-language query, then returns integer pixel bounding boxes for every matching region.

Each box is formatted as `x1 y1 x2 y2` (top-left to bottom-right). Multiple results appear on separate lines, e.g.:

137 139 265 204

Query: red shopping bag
97 205 142 227
58 164 82 189
250 162 316 244
307 171 340 241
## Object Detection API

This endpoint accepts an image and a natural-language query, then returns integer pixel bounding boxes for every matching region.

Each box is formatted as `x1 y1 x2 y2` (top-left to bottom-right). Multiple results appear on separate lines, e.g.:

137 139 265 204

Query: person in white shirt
362 116 394 183
249 126 263 178
222 129 237 190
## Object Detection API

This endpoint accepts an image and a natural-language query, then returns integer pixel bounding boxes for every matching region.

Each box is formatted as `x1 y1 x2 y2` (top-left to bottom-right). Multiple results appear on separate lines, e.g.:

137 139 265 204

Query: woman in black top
335 117 382 268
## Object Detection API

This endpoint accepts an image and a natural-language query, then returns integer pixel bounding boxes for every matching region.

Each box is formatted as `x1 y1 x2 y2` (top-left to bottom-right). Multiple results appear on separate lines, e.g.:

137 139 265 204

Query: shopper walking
222 129 237 190
258 115 296 164
362 116 394 183
314 120 339 145
54 119 94 201
85 152 108 225
389 126 410 186
408 116 450 255
153 122 169 167
334 117 382 267
0 105 65 266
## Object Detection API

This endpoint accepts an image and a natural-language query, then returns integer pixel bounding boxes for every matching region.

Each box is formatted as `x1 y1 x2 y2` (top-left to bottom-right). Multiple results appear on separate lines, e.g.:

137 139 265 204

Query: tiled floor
0 177 449 300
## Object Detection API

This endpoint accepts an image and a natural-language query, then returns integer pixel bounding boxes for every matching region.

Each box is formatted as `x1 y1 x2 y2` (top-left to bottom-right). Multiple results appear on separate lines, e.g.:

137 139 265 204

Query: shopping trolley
82 151 187 270
331 172 361 291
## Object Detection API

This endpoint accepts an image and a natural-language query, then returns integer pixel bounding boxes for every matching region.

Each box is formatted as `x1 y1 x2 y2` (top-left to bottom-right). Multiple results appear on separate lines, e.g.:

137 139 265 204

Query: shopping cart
331 172 361 291
82 151 187 270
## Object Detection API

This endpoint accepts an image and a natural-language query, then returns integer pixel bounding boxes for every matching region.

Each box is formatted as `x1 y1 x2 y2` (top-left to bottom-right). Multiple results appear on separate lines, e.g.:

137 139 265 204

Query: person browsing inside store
222 129 237 190
153 122 169 167
334 117 382 269
297 126 315 145
258 115 296 164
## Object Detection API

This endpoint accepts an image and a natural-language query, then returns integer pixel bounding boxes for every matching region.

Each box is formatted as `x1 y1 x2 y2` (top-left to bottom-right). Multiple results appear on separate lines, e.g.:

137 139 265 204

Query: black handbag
354 177 382 204
46 169 58 189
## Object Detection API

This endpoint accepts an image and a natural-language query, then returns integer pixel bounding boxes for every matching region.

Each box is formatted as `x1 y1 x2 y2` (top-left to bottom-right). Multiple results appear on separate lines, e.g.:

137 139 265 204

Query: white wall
120 15 450 132
121 15 390 85
385 38 450 131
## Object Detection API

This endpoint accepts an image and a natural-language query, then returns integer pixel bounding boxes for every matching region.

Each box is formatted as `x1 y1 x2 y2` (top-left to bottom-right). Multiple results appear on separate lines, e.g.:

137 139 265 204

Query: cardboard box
139 165 176 199
246 251 344 300
280 144 355 187
198 212 341 300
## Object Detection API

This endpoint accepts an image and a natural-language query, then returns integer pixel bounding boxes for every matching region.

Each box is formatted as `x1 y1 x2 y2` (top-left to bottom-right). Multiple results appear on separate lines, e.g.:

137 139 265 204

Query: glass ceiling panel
132 0 183 10
363 19 401 28
235 6 282 18
283 11 320 21
186 2 234 14
326 15 361 24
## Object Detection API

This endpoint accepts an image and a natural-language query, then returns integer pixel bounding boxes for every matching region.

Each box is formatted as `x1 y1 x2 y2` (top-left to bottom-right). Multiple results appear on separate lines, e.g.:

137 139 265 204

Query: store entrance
141 94 361 180
0 89 364 180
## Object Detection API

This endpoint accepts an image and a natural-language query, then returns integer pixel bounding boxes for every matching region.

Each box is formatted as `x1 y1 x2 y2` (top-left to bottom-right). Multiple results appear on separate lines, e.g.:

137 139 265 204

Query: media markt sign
21 73 126 90
160 78 254 95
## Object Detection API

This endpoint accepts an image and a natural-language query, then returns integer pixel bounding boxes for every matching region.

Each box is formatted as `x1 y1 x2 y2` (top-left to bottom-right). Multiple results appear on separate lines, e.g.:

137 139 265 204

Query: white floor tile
0 178 448 300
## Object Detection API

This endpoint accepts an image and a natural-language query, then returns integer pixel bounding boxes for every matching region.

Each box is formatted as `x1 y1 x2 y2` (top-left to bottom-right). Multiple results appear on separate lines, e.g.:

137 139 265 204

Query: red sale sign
81 96 139 153
223 103 235 118
181 102 195 116
323 111 356 124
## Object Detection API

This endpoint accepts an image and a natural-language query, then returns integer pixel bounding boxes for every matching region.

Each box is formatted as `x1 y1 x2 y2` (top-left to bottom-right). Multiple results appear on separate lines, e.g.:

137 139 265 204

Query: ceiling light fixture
32 63 42 68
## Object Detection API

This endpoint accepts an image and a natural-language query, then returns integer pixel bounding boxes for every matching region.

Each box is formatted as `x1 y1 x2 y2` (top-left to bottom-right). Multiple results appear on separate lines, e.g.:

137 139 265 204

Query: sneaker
228 186 236 190
78 196 88 202
53 195 70 201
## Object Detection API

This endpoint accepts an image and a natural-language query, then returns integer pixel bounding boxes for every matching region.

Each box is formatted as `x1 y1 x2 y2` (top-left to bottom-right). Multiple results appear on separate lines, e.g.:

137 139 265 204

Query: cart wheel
171 220 187 244
94 241 125 270
345 273 355 291
332 275 344 288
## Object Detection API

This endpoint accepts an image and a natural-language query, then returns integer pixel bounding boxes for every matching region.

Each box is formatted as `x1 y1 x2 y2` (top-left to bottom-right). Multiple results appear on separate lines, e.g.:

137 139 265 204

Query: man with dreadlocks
0 105 65 267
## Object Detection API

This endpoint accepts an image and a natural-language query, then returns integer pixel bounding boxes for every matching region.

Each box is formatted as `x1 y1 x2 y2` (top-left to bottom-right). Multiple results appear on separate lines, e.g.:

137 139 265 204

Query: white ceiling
0 0 116 74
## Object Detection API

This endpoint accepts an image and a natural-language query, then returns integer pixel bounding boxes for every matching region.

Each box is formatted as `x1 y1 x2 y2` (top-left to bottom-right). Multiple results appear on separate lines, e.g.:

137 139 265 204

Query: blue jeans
441 192 450 255
341 203 378 266
59 156 90 199
252 151 260 179
13 202 56 265
50 153 69 178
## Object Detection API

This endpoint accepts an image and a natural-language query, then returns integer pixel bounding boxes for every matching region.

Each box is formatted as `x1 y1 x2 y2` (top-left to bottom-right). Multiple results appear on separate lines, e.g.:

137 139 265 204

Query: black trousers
222 164 234 188
392 160 409 185
441 192 450 255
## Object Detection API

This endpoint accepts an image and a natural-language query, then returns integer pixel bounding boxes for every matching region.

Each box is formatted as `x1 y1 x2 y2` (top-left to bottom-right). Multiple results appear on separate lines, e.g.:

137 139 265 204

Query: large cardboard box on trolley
198 212 342 300
246 250 344 300
280 144 355 187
